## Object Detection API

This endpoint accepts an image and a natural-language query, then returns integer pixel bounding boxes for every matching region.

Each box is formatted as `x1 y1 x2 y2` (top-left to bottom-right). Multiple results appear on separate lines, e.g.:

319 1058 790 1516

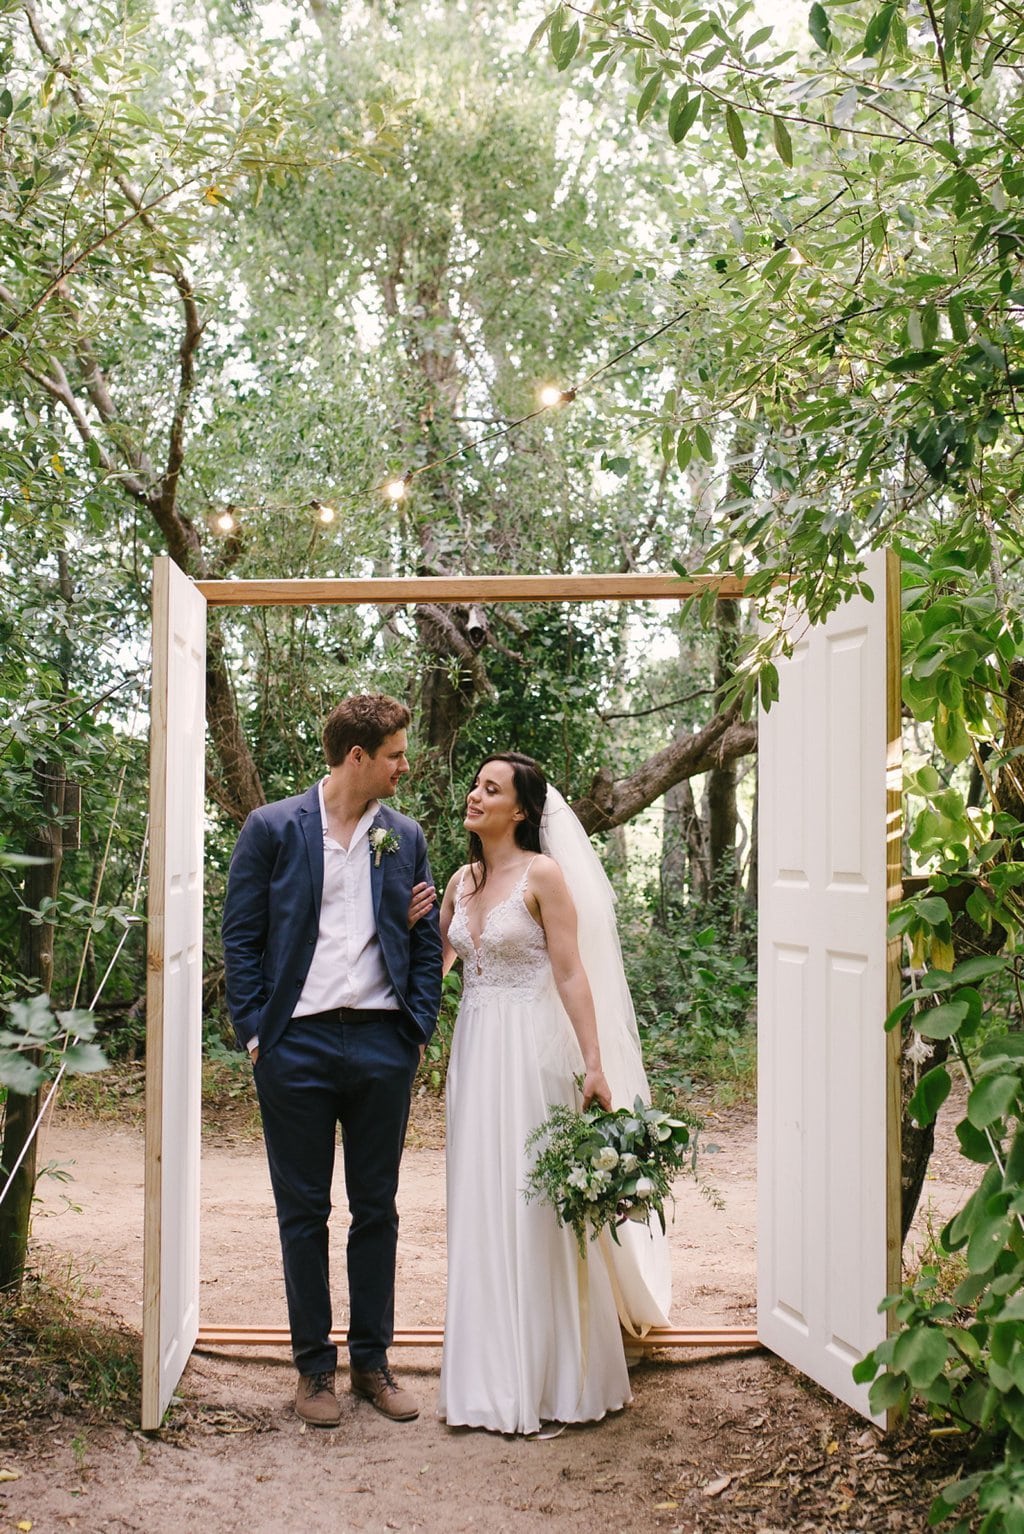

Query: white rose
620 1153 639 1174
634 1176 655 1199
593 1146 619 1171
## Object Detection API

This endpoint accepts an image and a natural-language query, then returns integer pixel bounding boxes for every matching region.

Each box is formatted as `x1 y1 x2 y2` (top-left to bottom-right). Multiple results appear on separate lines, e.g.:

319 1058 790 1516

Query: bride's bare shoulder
444 862 481 895
526 853 564 888
443 864 469 896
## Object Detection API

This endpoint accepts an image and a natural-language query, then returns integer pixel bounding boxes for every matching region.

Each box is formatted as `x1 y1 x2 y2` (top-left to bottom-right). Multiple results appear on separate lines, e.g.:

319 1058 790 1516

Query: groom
222 694 442 1427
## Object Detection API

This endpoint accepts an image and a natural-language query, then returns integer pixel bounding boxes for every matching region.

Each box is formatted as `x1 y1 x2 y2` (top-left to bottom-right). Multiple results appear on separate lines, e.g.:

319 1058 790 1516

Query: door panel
757 550 901 1420
142 557 206 1430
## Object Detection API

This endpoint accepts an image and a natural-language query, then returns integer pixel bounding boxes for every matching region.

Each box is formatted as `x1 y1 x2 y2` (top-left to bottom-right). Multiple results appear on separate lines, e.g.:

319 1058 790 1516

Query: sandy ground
1 1086 974 1534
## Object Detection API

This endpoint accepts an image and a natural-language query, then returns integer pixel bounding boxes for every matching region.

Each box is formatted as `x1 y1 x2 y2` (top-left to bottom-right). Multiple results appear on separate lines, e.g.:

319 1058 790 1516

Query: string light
538 383 577 408
219 307 710 524
383 474 410 502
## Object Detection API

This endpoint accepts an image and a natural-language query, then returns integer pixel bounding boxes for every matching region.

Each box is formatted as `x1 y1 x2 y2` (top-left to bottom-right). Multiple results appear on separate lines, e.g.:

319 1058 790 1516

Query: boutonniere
369 826 400 867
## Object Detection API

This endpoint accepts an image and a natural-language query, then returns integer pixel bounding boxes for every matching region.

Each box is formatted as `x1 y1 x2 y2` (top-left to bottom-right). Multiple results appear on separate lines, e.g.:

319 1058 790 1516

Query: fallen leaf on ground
703 1475 733 1497
0 1468 22 1482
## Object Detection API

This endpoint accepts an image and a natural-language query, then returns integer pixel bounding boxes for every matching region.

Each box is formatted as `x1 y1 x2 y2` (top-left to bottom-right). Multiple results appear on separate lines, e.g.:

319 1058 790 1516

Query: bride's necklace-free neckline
462 859 537 968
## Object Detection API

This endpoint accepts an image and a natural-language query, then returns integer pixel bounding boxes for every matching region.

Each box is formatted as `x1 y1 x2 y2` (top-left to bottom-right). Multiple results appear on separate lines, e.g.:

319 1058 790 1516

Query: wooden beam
195 573 750 607
194 1324 761 1352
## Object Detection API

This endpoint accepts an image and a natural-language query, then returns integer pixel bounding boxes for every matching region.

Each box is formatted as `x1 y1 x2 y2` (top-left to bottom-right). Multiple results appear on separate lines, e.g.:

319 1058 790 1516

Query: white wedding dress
438 865 632 1434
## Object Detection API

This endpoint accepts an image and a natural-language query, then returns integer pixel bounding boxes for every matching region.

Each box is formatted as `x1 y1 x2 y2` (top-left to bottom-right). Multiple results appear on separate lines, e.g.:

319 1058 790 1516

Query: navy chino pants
253 1010 420 1377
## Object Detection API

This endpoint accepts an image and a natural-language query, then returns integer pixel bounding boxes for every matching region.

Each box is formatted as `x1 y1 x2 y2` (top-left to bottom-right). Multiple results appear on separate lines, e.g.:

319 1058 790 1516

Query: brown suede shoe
295 1369 341 1427
350 1364 419 1421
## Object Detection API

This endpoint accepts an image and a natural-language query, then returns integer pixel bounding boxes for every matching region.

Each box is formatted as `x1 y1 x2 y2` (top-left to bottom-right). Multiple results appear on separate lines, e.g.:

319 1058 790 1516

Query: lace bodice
449 864 550 999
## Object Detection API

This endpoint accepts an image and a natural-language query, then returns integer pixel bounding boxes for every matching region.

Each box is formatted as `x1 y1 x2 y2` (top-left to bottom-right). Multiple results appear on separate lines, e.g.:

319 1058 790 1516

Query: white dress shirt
292 782 399 1017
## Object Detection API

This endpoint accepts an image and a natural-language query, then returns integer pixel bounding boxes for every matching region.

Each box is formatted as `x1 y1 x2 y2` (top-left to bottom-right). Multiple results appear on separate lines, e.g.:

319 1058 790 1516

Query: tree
546 0 1024 1521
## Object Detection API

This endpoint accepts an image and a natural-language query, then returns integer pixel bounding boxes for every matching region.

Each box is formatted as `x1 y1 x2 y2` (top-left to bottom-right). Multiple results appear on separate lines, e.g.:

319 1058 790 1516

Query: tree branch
572 705 758 834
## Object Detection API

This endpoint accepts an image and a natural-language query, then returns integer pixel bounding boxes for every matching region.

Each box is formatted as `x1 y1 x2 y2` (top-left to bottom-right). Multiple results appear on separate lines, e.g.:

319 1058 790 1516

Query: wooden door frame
146 564 900 1382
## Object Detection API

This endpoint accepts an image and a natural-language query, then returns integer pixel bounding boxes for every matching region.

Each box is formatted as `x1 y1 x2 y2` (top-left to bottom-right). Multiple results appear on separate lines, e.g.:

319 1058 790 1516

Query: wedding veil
539 785 672 1333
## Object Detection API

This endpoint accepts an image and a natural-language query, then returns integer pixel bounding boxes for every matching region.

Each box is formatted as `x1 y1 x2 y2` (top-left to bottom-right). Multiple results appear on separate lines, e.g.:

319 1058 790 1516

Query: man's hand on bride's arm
581 1068 612 1112
407 881 437 928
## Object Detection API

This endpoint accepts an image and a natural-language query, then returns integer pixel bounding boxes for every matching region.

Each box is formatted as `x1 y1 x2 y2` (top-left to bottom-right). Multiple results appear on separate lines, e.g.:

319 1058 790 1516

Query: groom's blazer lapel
369 807 386 921
298 784 324 925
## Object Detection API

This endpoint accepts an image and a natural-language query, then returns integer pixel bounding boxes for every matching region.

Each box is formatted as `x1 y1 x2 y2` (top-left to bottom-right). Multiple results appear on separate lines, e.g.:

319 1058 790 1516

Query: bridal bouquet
524 1095 693 1257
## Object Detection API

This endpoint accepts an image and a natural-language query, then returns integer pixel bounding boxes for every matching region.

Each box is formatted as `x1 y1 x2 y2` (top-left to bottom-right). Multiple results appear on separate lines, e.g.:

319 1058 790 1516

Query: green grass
57 1055 263 1139
0 1262 141 1441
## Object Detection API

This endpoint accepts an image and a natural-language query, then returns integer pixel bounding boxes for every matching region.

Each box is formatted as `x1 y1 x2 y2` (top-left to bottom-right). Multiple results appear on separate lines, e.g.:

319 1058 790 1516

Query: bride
437 752 671 1435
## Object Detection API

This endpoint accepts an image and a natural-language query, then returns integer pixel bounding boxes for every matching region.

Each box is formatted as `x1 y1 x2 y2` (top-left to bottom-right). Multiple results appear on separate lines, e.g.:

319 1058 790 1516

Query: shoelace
309 1371 335 1396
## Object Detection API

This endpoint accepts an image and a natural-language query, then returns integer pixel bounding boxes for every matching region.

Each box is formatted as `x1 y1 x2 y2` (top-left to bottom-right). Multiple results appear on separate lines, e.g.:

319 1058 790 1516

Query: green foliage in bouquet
524 1095 694 1257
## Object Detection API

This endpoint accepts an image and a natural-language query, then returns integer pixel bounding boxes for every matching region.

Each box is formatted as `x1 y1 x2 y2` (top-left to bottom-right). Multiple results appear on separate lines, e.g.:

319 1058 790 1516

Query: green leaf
636 70 664 125
668 88 702 143
808 2 832 50
864 3 897 54
956 1118 995 1164
0 1049 45 1094
676 431 692 469
967 1073 1019 1130
852 1353 878 1384
868 1370 908 1411
771 115 793 166
934 706 973 766
883 350 943 374
892 1325 950 1386
725 104 748 159
952 956 1007 985
967 1204 1013 1274
648 15 672 48
0 89 13 120
909 1065 952 1128
932 1473 986 1513
914 896 952 925
527 12 555 51
916 1000 968 1040
694 423 714 462
550 17 581 69
62 1042 107 1075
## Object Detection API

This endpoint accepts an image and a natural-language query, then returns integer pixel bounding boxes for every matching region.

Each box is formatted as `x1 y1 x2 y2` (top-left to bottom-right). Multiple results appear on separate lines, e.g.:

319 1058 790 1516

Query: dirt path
2 1090 973 1533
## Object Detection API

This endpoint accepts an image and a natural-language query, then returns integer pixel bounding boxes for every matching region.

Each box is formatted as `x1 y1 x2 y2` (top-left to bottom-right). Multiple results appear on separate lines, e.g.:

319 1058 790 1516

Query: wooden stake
194 1324 761 1352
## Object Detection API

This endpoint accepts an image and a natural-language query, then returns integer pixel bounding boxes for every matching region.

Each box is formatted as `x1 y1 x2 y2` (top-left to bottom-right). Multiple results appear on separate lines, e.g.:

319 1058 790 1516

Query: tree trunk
659 766 691 916
745 779 758 909
0 762 66 1293
707 600 740 891
205 619 266 826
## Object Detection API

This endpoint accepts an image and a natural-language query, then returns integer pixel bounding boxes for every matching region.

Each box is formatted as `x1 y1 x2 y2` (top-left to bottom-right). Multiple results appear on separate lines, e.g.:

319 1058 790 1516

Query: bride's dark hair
467 753 546 892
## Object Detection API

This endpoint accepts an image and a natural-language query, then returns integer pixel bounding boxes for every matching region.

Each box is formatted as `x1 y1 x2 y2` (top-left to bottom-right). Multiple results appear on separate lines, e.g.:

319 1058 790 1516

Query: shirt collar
317 779 381 846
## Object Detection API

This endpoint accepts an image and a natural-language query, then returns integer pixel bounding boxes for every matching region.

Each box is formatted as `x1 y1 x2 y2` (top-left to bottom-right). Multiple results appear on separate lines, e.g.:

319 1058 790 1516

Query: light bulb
317 503 336 524
215 511 236 534
384 477 408 502
538 384 563 408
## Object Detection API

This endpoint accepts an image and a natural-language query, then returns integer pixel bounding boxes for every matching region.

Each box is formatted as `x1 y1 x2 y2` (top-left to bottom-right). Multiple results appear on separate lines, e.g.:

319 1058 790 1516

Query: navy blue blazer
221 787 442 1056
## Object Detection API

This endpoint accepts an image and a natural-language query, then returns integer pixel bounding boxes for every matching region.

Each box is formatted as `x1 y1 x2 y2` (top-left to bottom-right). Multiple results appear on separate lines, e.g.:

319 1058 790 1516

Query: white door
142 556 207 1430
757 548 902 1420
